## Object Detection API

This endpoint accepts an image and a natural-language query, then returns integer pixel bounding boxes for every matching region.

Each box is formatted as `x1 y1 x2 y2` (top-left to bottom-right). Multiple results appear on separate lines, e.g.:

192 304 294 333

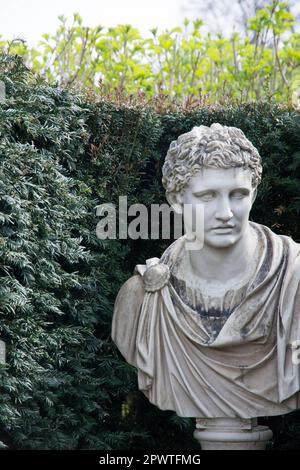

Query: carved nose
215 204 233 222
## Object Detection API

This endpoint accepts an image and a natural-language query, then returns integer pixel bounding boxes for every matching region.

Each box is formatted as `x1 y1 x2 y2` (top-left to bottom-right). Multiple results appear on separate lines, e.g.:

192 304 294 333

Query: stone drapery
112 223 300 418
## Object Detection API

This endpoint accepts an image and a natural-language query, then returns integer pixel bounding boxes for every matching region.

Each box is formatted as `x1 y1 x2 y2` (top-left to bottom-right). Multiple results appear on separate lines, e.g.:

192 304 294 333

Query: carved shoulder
111 275 145 366
113 275 145 317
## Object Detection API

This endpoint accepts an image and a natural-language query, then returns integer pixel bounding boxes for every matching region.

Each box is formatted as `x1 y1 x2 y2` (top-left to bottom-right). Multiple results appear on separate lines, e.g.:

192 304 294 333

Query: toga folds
111 222 300 418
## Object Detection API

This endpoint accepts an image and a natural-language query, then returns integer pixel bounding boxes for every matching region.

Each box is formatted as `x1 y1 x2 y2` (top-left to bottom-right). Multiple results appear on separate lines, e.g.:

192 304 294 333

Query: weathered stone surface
112 124 300 449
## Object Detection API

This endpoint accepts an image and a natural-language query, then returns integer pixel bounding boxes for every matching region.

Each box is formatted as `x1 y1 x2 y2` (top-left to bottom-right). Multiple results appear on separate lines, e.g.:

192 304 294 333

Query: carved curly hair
162 123 262 197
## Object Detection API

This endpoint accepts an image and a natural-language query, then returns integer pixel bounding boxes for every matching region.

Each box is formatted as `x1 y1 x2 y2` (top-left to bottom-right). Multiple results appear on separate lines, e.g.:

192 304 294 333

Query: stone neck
174 224 262 294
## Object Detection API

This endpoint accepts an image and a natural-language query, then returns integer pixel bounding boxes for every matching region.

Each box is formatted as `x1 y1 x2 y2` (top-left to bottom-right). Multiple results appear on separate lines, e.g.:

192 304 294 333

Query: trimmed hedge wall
0 54 300 449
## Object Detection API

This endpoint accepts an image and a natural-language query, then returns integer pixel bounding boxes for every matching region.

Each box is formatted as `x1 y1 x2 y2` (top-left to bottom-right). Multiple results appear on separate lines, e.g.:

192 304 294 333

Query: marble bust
112 124 300 448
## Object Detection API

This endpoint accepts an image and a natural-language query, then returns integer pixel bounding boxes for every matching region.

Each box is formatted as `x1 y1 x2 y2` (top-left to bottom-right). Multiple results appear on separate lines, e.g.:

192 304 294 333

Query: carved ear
166 192 183 214
251 188 257 204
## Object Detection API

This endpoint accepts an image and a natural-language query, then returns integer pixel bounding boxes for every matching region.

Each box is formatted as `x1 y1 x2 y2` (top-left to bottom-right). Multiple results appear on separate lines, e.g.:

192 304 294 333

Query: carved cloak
112 222 300 418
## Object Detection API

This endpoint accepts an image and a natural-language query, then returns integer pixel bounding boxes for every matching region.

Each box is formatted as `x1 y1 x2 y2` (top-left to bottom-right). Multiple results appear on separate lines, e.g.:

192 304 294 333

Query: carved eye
194 191 216 201
231 190 248 199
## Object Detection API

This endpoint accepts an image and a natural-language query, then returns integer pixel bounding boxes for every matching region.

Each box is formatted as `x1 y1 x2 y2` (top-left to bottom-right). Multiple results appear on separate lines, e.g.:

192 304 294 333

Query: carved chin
205 234 239 247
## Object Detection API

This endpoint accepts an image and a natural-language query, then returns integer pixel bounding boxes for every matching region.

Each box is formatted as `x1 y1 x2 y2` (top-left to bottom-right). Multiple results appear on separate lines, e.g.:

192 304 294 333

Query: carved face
175 167 256 249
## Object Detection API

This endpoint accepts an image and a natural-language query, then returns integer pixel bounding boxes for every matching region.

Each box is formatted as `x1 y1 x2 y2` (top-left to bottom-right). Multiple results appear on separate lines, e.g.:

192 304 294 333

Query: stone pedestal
193 418 273 450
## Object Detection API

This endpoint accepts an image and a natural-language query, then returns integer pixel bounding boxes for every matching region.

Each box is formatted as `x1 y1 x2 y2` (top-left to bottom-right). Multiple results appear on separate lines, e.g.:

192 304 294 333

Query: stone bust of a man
112 123 300 423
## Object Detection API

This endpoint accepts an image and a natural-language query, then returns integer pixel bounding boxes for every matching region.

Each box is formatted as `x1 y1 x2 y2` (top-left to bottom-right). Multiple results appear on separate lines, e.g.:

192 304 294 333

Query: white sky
0 0 184 46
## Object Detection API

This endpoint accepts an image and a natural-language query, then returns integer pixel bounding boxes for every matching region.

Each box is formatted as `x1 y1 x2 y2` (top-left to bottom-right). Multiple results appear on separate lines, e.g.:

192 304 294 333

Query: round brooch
142 263 170 292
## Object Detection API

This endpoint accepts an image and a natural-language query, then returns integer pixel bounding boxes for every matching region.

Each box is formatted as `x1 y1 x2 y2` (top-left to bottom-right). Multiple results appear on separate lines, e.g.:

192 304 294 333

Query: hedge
0 54 299 449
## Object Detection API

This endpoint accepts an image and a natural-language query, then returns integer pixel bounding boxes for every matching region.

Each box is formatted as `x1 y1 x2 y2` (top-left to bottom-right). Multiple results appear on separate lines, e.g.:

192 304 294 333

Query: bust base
193 418 273 450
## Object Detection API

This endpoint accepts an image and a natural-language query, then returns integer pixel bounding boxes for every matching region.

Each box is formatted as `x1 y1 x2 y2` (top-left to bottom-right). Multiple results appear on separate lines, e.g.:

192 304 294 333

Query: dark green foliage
0 55 144 449
0 54 300 449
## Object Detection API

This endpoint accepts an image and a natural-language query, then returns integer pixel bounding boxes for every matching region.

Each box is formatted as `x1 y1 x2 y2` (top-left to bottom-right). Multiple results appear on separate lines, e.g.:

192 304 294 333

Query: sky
1 0 298 48
0 0 184 46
